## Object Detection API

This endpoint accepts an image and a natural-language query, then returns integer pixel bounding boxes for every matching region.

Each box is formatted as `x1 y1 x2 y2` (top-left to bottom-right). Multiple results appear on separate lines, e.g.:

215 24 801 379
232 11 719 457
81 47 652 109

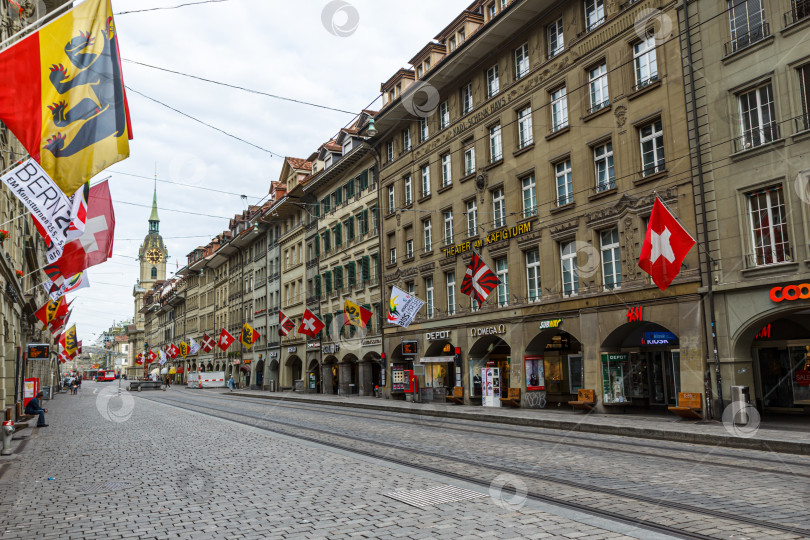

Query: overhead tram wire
122 60 359 116
114 0 236 16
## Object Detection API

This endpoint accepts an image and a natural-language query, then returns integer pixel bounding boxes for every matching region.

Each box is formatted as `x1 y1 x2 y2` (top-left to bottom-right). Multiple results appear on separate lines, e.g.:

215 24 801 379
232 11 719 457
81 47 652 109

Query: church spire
149 174 160 233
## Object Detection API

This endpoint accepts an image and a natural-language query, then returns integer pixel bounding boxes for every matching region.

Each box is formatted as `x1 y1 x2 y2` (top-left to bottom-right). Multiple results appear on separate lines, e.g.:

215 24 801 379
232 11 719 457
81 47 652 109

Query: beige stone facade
374 0 704 411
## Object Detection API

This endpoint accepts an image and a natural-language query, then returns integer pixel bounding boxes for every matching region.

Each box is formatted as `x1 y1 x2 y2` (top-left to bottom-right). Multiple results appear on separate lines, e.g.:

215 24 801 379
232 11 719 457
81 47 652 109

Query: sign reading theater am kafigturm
442 221 532 258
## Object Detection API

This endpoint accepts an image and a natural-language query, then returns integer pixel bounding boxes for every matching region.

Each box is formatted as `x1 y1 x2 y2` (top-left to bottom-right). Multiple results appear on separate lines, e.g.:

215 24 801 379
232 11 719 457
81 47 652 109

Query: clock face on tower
145 248 163 264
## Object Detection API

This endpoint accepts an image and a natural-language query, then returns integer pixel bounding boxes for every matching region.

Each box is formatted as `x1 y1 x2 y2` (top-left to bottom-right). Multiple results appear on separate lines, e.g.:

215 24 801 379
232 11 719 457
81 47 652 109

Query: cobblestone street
0 383 665 540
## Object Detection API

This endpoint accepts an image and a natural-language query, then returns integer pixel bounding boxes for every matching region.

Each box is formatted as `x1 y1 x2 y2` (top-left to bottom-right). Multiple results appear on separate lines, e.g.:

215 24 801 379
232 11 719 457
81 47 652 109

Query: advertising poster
525 355 545 391
482 367 500 407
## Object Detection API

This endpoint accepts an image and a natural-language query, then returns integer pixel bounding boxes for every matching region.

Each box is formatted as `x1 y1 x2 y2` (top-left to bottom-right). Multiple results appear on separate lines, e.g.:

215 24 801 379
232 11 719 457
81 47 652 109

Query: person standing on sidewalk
228 376 235 392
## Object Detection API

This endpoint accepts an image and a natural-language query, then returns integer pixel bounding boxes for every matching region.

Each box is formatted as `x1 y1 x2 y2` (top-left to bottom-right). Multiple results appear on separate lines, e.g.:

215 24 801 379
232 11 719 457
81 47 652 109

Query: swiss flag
147 350 158 364
43 181 115 285
638 198 696 291
218 328 235 351
297 308 325 338
201 333 215 353
166 343 180 359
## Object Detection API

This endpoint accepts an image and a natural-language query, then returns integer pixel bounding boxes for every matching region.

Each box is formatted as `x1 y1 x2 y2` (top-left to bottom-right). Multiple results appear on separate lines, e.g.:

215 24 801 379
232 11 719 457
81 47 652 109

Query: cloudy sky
68 0 469 343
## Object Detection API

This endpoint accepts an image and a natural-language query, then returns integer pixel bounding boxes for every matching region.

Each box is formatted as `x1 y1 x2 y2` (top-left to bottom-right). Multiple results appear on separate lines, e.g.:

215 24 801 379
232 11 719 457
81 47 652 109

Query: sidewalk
228 390 810 456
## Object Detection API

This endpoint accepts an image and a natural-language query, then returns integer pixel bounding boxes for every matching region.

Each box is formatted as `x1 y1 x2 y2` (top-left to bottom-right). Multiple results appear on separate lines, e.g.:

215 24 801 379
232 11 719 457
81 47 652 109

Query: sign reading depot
443 221 532 257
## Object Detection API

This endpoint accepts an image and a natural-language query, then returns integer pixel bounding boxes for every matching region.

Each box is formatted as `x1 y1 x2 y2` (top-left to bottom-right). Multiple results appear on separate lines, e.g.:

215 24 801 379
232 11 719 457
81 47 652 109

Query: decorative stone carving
615 105 627 128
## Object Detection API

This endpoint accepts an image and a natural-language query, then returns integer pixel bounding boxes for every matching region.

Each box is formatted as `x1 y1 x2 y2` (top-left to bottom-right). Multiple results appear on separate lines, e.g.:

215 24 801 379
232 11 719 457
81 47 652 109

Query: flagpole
652 192 697 242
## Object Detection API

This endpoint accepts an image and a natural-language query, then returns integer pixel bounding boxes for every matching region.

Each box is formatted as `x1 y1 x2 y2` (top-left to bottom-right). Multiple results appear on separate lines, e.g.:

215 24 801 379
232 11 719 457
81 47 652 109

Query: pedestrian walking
228 376 235 392
24 392 48 427
75 377 81 394
164 375 171 389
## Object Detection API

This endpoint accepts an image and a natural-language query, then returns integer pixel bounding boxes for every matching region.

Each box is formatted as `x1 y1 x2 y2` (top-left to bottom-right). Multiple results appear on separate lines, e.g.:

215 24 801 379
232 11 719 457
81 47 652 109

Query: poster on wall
391 363 405 392
482 367 501 407
601 353 629 404
525 356 545 391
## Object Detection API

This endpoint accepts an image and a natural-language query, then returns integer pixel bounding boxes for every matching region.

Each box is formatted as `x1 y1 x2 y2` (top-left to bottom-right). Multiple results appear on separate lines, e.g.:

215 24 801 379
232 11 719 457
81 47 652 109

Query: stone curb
230 392 810 456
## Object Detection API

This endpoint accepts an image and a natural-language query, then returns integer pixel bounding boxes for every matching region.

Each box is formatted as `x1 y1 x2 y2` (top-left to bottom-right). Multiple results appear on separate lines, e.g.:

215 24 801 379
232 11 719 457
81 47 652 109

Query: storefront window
469 358 485 397
525 356 545 391
758 346 810 407
601 353 630 403
424 363 449 388
568 355 583 393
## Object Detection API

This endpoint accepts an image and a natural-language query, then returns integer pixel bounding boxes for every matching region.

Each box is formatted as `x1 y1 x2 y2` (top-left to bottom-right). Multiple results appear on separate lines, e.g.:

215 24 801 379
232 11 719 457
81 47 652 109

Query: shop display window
758 346 810 407
601 353 630 403
544 355 567 394
424 363 450 388
567 355 583 393
469 359 485 397
525 356 545 391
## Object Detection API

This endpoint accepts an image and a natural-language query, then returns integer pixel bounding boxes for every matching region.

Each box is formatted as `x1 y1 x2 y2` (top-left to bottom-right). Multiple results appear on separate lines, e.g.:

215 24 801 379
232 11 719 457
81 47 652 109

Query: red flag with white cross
218 328 235 351
200 333 216 353
297 308 325 338
637 198 696 291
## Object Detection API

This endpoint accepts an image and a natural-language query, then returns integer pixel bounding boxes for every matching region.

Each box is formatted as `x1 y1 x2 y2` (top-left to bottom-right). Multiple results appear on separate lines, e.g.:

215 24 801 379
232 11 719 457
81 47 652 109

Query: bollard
2 420 14 456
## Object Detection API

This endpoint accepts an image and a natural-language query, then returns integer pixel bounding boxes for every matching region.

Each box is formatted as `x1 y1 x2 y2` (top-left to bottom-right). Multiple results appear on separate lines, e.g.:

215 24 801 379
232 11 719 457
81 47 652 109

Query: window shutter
324 313 333 333
314 236 320 257
360 210 368 235
361 256 370 281
314 275 321 296
334 188 342 206
346 179 355 199
337 311 345 336
324 271 332 294
347 263 356 286
335 267 343 289
348 216 355 240
359 170 369 190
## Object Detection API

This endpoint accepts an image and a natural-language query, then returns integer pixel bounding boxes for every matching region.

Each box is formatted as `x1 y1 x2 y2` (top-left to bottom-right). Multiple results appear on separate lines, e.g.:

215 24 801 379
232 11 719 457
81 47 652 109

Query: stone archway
321 356 338 394
525 329 583 400
306 359 320 393
255 359 265 389
284 355 302 389
361 351 382 395
469 335 511 400
339 353 359 395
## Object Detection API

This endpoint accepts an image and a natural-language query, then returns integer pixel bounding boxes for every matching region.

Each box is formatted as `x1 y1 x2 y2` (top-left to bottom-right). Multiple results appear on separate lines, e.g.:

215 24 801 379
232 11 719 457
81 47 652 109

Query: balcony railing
632 74 658 93
724 22 770 56
796 113 810 134
744 245 793 269
785 1 810 27
588 99 610 115
733 122 781 153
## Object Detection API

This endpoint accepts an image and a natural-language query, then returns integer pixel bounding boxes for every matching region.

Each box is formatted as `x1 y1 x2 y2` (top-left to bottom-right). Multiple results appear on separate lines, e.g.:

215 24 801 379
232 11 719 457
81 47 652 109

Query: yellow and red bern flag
240 322 259 349
179 341 189 358
0 0 132 195
64 324 77 355
344 299 372 328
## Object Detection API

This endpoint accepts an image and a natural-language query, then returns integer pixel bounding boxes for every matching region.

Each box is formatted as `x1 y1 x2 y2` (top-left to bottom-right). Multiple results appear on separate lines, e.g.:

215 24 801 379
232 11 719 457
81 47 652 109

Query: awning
176 367 184 373
239 365 250 373
169 367 177 375
419 356 455 363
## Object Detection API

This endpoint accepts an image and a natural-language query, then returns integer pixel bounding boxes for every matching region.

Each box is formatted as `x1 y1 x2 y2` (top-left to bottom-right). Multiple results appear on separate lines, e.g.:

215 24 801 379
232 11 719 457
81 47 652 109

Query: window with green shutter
359 170 369 190
324 313 333 334
361 256 370 282
334 224 342 247
322 232 331 252
314 236 320 257
314 275 321 296
359 209 368 235
345 179 355 200
347 216 355 241
337 311 345 336
324 271 332 294
334 267 343 290
321 196 331 214
334 188 343 206
347 263 356 286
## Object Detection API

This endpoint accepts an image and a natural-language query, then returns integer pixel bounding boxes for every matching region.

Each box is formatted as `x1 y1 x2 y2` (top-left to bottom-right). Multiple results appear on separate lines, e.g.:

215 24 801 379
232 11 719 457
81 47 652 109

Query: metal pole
683 0 722 419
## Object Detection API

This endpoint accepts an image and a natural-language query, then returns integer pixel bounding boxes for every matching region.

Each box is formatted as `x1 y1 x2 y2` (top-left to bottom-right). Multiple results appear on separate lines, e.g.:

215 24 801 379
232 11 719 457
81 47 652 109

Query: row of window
315 207 378 256
316 168 375 217
312 255 379 297
385 30 660 159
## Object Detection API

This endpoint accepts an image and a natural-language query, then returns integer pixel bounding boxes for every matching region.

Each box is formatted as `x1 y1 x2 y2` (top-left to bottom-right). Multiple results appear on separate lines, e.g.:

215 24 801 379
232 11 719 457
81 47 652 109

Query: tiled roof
286 157 312 171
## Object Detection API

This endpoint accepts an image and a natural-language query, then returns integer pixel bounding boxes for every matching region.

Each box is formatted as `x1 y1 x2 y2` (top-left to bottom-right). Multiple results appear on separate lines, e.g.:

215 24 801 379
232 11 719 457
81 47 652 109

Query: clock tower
138 181 168 284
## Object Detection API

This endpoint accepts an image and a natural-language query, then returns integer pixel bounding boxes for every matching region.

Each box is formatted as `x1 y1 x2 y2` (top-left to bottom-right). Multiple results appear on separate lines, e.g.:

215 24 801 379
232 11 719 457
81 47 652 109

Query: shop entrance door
647 351 679 406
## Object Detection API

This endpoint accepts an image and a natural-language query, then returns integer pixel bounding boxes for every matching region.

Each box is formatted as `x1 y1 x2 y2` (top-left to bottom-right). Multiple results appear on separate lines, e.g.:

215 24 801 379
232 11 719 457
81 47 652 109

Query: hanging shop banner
601 353 629 404
1 159 73 262
387 286 425 329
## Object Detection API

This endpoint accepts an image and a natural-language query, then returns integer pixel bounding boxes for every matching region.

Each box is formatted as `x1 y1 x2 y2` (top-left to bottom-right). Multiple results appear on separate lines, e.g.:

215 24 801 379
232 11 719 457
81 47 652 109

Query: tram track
141 393 810 540
217 393 810 478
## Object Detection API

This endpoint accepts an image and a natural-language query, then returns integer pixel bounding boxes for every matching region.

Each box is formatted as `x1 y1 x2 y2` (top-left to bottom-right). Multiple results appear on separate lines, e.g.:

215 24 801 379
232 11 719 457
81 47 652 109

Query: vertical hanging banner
0 159 72 262
0 0 132 196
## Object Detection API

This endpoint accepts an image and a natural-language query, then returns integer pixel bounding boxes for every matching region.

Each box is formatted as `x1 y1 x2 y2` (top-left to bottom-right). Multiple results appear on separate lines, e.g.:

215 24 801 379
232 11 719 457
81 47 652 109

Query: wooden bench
668 392 703 419
499 388 521 408
445 386 464 405
568 389 596 411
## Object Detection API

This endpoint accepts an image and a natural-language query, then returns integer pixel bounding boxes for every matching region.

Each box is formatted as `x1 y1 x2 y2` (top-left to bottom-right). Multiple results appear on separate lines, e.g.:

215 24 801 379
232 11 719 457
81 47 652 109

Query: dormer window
325 154 333 168
395 83 402 97
343 138 352 154
448 36 457 51
424 58 430 72
487 2 496 19
458 28 465 43
416 65 423 78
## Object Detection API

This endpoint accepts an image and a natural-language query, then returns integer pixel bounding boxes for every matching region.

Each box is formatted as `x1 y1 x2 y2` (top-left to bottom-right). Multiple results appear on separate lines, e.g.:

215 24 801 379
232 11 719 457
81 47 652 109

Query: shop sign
307 342 320 349
322 344 340 354
754 324 771 340
425 330 451 341
469 324 506 337
451 96 507 138
769 283 810 302
443 221 532 258
402 341 418 355
268 352 278 358
626 306 643 322
796 370 810 387
362 337 382 346
287 347 297 353
641 331 677 345
538 319 562 330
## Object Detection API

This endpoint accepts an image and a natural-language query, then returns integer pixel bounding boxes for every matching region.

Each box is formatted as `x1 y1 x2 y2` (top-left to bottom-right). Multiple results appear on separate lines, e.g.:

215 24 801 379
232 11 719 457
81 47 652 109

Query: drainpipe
683 0 722 419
